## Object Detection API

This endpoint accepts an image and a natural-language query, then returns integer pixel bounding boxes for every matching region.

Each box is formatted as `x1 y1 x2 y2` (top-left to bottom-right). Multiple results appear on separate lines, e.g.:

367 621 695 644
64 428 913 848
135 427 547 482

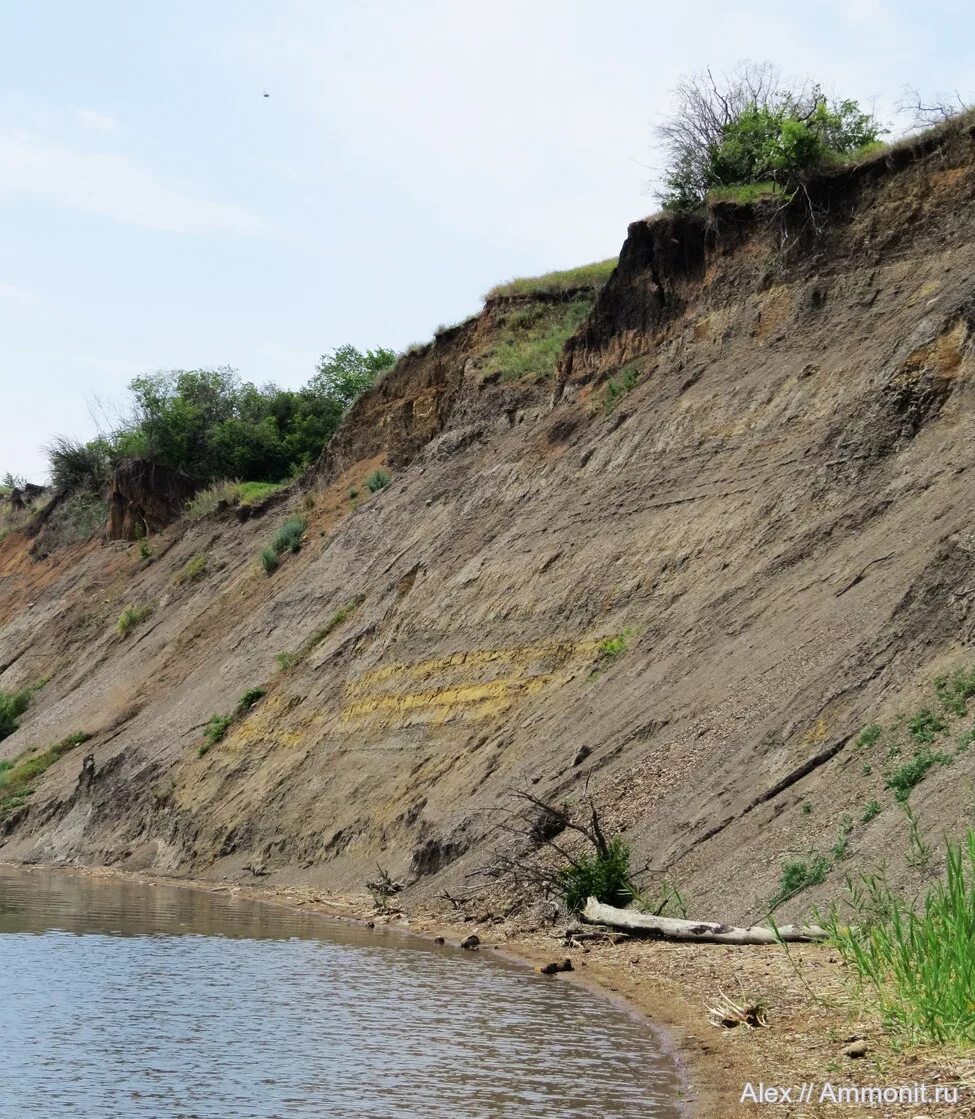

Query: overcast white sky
1 0 972 481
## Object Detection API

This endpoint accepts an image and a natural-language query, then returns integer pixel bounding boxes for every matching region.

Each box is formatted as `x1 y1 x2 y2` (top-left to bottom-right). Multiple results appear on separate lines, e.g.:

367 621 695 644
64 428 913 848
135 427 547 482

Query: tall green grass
826 831 975 1044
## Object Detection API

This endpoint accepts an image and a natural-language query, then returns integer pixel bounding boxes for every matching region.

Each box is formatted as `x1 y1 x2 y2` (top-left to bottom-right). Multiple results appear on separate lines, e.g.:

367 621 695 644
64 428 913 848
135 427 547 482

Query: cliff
2 117 975 924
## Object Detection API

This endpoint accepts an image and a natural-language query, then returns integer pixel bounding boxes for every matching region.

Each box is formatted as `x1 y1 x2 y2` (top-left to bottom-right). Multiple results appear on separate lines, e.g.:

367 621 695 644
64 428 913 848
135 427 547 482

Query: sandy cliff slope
2 121 975 925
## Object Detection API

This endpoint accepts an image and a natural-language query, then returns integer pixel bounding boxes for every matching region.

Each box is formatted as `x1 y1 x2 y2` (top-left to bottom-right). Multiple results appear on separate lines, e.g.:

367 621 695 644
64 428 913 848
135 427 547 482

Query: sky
1 0 972 482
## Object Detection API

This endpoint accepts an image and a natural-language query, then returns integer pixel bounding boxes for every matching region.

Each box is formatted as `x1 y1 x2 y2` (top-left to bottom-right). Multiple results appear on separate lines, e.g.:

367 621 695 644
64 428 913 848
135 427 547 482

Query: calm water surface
0 866 682 1119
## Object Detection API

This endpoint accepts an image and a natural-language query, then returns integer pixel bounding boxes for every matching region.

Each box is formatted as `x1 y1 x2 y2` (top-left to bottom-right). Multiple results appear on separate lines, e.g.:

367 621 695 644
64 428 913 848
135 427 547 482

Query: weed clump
861 799 881 824
886 749 952 802
271 516 307 554
856 723 882 749
605 365 641 413
259 515 307 575
198 687 267 756
365 469 391 493
590 630 634 676
115 603 153 637
559 836 633 913
174 551 209 584
908 707 947 745
260 546 279 574
769 854 830 910
276 595 367 671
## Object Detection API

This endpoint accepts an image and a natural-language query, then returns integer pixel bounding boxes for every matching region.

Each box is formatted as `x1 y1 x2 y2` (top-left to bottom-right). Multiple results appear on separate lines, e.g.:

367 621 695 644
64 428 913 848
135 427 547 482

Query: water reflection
0 866 682 1119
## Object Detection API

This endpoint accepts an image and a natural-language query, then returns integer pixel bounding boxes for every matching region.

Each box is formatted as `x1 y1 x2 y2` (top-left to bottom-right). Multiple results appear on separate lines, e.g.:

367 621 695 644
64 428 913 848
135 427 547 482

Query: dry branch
582 898 827 944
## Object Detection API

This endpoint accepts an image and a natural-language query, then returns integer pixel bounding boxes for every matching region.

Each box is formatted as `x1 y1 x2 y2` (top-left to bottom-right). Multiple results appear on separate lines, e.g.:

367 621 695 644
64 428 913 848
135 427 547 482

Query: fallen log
581 898 828 944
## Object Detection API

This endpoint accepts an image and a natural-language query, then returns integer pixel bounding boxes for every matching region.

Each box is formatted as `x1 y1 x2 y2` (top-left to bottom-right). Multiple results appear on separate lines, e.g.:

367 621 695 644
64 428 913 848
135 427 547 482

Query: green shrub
769 854 830 909
657 65 884 213
591 630 634 676
45 435 111 494
260 546 279 575
365 470 391 493
275 651 298 671
800 801 812 815
109 350 394 488
269 516 307 555
826 831 975 1044
0 688 33 742
559 836 633 913
886 749 952 802
115 603 153 637
235 687 266 715
201 714 233 753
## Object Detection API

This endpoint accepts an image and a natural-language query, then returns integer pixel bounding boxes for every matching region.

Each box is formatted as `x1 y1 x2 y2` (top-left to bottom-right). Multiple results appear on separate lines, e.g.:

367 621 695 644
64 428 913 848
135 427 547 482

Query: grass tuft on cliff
198 687 267 756
0 731 92 818
487 258 617 299
482 299 593 383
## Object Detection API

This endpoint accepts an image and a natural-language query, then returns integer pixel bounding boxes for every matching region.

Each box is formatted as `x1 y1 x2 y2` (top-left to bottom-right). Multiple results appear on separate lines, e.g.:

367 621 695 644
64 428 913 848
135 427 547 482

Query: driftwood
581 898 827 944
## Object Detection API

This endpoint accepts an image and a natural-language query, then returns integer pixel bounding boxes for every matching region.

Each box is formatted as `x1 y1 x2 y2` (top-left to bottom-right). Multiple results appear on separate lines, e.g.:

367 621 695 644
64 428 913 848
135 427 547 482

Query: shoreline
4 861 971 1117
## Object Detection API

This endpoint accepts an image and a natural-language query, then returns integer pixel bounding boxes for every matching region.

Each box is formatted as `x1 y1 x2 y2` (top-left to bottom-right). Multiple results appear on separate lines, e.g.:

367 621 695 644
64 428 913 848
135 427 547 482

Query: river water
0 866 682 1118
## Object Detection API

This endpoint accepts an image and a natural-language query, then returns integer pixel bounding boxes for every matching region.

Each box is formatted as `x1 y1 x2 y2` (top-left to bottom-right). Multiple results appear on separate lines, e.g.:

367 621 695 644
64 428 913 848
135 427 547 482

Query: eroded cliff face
2 122 975 922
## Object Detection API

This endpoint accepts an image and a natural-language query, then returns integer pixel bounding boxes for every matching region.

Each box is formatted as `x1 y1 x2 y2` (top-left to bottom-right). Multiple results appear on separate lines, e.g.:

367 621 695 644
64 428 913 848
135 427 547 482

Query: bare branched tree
898 85 972 129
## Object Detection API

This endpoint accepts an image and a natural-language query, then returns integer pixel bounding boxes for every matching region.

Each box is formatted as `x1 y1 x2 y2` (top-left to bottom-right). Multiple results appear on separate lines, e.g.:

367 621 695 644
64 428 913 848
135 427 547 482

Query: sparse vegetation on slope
185 480 286 520
481 299 593 383
365 469 391 493
115 603 153 637
0 732 92 819
199 687 266 756
260 516 307 575
173 551 209 584
276 595 367 671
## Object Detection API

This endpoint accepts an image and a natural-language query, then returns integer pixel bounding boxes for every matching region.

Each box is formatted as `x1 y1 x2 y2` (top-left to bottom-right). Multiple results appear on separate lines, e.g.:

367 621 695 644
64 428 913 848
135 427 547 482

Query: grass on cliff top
480 298 593 383
185 479 287 521
0 731 92 817
487 257 617 299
